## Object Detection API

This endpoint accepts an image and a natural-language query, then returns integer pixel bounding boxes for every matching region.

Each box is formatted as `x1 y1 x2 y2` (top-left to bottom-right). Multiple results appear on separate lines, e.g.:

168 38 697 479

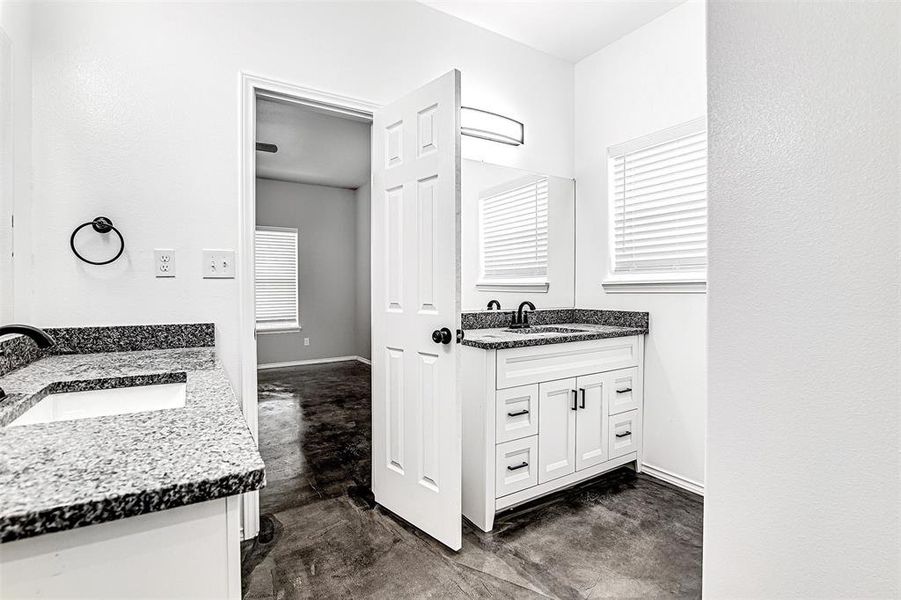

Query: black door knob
431 327 452 344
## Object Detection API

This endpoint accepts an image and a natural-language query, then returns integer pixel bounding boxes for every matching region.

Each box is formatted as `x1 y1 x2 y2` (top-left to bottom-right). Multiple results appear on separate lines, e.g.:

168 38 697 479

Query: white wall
354 182 371 360
255 179 358 365
0 1 31 322
21 1 574 390
705 2 900 597
574 1 707 489
461 159 575 311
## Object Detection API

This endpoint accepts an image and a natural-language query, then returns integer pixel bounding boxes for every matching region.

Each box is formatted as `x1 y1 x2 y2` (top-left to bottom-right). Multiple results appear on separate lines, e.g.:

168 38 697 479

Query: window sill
602 278 706 294
476 281 549 293
256 323 302 334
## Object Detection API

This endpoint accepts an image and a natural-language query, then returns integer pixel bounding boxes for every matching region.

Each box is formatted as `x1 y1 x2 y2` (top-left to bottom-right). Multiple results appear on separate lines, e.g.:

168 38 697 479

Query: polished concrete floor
242 361 703 599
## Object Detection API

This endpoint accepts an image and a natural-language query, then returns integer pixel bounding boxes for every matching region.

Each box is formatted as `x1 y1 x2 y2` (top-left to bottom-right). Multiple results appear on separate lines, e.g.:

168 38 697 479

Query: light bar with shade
460 107 524 146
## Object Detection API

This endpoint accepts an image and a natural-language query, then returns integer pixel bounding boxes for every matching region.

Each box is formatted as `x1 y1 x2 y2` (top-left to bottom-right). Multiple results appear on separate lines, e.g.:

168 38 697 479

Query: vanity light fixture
461 107 524 146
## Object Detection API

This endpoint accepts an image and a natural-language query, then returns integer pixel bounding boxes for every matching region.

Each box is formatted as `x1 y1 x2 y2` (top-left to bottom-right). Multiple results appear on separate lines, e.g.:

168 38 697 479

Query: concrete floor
242 361 703 599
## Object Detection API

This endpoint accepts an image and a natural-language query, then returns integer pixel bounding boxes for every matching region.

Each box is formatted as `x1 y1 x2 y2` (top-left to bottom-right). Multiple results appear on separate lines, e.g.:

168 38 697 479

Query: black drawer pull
507 409 529 417
507 462 529 471
616 388 632 394
615 431 632 438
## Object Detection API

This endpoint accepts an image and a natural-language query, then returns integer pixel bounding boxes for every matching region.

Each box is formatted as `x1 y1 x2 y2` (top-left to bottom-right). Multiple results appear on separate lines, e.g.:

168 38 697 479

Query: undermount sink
8 383 187 427
504 326 589 334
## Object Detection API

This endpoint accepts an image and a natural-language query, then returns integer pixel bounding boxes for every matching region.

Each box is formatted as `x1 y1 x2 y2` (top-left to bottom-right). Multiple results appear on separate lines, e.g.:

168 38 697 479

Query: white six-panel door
371 70 462 550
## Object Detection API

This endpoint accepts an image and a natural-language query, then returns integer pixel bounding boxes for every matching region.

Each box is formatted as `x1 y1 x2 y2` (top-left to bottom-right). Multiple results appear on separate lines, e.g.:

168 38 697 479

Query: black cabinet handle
616 388 632 394
507 462 529 471
507 409 529 417
571 390 577 411
579 388 586 409
615 431 632 438
431 327 452 344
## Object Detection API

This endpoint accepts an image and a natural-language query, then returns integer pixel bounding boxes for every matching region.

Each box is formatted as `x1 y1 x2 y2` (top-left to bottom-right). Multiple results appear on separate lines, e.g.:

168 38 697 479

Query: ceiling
255 98 371 189
419 0 685 63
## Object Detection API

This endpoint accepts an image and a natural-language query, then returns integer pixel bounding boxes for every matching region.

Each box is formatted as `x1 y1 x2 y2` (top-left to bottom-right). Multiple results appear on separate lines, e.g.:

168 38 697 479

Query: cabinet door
575 373 608 471
609 409 641 459
608 367 640 415
537 378 577 484
495 384 539 444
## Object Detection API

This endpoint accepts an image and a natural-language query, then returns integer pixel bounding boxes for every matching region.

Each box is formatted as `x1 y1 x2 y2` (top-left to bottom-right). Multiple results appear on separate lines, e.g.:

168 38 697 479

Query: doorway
237 75 379 541
252 94 374 546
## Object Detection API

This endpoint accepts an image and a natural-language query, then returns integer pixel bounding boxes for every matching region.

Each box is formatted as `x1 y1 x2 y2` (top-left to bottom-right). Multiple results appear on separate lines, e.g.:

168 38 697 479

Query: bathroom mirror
461 160 575 311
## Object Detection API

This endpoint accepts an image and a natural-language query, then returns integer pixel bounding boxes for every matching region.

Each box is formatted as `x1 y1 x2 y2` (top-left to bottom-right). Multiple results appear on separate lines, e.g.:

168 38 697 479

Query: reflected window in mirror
478 176 549 291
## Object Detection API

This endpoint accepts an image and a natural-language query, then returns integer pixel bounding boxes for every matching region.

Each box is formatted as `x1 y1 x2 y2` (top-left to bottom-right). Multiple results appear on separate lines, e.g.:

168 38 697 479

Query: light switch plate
202 249 236 279
154 249 176 278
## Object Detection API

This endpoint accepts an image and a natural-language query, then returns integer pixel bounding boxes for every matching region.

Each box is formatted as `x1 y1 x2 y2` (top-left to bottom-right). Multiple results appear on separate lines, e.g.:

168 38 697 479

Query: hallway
241 361 703 599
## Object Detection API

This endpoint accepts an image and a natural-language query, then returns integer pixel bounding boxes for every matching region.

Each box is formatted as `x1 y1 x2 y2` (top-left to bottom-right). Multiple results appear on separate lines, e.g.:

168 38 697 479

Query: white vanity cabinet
461 335 645 532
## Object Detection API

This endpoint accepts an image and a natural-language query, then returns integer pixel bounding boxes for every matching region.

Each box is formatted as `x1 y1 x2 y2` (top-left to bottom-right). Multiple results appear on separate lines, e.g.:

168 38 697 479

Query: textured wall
705 2 900 596
574 1 708 489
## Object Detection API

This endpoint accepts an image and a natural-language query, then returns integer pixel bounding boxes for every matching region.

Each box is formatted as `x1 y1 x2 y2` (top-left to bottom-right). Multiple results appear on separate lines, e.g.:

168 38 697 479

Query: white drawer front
496 337 639 390
609 410 641 459
608 367 640 415
495 385 539 444
495 436 538 498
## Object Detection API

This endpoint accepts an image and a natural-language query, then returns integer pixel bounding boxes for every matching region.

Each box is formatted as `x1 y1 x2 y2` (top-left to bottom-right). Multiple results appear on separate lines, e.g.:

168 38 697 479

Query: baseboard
641 462 704 496
355 356 372 365
257 356 360 370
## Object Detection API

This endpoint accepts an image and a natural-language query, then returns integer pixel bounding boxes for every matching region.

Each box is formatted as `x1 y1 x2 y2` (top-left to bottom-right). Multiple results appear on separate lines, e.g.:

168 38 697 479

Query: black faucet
510 301 536 329
486 300 501 310
0 324 55 349
0 325 54 401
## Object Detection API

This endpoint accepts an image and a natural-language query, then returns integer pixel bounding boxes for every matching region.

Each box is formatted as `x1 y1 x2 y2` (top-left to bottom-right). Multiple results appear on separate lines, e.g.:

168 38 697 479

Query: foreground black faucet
510 301 536 329
0 324 54 401
486 300 501 310
0 324 55 349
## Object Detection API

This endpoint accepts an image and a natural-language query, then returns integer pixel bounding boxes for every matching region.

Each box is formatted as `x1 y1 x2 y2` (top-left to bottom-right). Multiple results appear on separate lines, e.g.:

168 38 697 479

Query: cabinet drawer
608 367 640 415
495 436 539 498
495 385 539 444
609 410 641 459
496 337 639 390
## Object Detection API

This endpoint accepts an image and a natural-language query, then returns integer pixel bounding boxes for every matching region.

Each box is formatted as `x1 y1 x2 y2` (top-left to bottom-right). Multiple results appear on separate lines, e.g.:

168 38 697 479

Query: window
478 176 549 291
605 117 707 293
255 226 299 331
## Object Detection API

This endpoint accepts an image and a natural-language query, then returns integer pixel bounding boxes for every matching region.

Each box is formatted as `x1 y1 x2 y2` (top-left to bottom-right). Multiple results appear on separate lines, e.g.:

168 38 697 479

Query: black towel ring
70 216 125 265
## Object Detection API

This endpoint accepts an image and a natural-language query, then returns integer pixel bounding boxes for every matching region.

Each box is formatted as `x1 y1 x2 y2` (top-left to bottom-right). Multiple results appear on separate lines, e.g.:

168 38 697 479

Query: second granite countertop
0 347 265 544
461 322 648 350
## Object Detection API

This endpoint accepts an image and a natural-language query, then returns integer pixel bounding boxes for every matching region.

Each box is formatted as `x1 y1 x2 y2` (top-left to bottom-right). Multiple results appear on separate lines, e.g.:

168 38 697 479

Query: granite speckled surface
461 322 647 350
0 323 214 378
0 335 45 378
0 347 265 544
461 308 649 349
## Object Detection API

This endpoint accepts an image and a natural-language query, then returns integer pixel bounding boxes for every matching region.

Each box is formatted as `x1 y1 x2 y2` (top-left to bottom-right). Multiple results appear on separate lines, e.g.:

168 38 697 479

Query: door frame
238 72 380 539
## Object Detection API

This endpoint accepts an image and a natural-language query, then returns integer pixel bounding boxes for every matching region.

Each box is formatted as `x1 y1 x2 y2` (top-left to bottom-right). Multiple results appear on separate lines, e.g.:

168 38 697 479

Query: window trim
254 225 301 333
478 174 550 292
603 117 708 294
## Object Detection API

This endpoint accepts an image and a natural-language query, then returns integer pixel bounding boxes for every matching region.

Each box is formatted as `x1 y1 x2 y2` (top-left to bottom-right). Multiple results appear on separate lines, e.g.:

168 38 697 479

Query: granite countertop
0 347 265 543
462 322 648 350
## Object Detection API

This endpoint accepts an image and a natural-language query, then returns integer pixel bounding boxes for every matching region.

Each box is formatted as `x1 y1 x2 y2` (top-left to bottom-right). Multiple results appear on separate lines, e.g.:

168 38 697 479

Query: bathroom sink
504 326 590 334
8 383 187 427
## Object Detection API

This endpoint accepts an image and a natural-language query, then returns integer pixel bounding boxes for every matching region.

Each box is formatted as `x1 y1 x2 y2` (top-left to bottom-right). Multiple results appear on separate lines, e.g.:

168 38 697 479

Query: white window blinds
609 118 707 276
480 177 549 282
255 226 299 330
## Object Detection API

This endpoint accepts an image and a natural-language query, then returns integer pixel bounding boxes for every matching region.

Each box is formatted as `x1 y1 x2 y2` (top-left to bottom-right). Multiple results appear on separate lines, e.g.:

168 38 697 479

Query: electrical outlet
202 250 236 279
154 249 176 278
304 337 310 346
